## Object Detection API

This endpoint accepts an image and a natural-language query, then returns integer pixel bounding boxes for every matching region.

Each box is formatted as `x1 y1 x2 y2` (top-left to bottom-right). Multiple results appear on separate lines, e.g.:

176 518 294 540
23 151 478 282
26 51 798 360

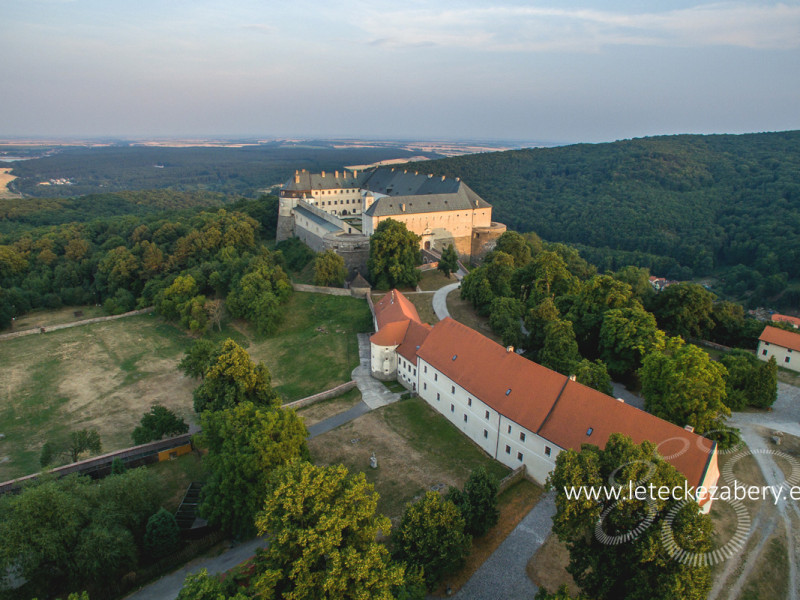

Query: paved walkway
433 282 460 320
454 492 556 599
125 537 266 600
351 332 405 409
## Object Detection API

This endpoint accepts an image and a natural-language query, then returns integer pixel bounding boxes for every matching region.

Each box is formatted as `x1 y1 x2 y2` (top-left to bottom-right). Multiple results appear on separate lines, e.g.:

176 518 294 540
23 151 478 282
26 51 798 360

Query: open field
0 291 372 480
308 396 510 519
295 388 363 427
0 313 195 480
447 292 502 343
0 167 21 199
417 269 456 291
1 304 106 334
227 291 372 401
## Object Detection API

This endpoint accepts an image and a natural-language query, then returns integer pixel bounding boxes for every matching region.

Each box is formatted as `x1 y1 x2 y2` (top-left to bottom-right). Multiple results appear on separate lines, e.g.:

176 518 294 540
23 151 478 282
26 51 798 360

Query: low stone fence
687 337 737 353
284 380 358 410
291 282 373 298
497 465 528 495
0 307 154 341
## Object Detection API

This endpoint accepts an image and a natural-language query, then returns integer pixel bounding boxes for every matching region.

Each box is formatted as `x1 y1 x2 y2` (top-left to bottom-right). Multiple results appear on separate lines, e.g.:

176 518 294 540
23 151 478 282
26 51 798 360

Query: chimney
295 169 299 175
616 397 625 403
414 171 418 175
294 174 300 184
506 346 514 353
684 425 695 433
428 173 433 178
400 203 406 212
456 177 460 181
335 170 339 178
441 175 446 181
404 169 407 173
353 169 358 177
321 171 326 178
569 374 576 381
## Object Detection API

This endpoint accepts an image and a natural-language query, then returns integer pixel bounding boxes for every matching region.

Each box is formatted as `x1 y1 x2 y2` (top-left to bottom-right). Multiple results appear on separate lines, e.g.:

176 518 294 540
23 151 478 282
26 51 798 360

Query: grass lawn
308 396 510 519
226 292 372 402
418 269 457 291
0 291 371 481
446 292 502 344
0 313 195 481
1 304 107 334
404 292 439 325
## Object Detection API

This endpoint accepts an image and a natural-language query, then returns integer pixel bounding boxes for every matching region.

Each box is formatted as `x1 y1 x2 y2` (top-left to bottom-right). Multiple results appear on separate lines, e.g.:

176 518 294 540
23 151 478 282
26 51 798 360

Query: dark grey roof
350 272 371 289
284 167 491 218
293 205 341 232
283 170 369 191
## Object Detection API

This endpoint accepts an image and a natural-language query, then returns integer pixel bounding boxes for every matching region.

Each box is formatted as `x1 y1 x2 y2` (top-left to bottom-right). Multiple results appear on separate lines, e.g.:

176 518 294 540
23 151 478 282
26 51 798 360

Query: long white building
369 289 720 512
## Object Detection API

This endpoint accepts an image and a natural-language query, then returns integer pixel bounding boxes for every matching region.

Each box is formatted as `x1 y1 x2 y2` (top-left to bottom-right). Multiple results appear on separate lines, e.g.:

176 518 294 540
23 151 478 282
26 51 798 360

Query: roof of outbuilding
771 314 800 328
416 315 716 488
760 325 800 352
370 320 411 347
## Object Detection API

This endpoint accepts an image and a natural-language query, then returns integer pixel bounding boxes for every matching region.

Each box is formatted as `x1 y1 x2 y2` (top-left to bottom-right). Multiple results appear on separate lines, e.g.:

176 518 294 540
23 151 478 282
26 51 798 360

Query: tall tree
445 467 499 537
650 283 715 339
227 256 292 334
192 339 280 413
67 429 102 463
437 244 459 278
131 405 189 445
313 249 348 287
394 491 471 590
599 305 665 377
488 296 524 348
538 319 581 375
639 337 732 442
565 275 636 357
199 402 308 537
548 434 714 600
494 230 532 268
253 461 404 599
720 350 778 410
572 358 613 396
367 219 421 289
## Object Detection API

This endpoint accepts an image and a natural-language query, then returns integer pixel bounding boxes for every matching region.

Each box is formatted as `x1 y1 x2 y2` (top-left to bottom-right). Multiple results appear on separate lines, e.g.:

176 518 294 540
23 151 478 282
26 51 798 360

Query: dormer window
506 389 511 396
586 428 594 436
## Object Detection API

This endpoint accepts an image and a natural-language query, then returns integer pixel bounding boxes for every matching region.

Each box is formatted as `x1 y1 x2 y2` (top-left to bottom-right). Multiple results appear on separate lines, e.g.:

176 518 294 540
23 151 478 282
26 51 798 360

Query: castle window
451 385 455 394
519 432 526 442
545 446 552 457
423 383 427 390
517 452 523 462
437 392 440 400
505 445 511 454
451 404 454 413
485 410 490 419
468 398 472 407
463 414 468 423
484 429 488 439
434 374 438 381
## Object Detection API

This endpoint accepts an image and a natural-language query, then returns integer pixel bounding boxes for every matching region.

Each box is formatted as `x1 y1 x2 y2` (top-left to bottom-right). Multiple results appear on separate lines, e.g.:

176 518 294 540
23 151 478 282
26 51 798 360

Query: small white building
368 289 721 512
758 325 800 373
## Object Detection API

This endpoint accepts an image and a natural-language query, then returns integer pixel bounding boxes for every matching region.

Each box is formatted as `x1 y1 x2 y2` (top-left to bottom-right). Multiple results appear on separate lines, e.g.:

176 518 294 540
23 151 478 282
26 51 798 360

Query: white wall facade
758 340 800 373
415 357 562 484
370 341 399 380
396 354 417 392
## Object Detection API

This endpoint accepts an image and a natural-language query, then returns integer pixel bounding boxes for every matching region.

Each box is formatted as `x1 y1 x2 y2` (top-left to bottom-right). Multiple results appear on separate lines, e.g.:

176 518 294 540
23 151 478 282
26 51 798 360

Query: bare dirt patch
0 167 21 199
296 389 362 427
0 314 193 480
527 533 579 597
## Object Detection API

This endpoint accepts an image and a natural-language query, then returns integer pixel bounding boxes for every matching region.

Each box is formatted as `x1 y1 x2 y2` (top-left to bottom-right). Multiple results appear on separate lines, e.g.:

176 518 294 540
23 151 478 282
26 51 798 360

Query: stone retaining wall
284 380 358 410
0 307 154 341
497 465 528 495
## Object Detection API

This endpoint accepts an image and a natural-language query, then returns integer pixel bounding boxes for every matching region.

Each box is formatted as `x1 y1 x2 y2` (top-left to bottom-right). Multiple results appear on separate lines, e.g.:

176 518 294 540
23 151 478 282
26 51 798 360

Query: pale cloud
355 3 800 52
241 23 277 35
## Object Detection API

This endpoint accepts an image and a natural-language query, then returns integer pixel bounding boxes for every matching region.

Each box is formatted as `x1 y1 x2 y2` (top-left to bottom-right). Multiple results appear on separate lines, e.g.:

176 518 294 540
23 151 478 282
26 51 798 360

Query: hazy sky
2 0 799 143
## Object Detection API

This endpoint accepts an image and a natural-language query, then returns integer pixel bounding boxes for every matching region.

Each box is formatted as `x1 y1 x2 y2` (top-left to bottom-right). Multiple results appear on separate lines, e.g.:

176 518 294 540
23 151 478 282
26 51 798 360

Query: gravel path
454 492 556 600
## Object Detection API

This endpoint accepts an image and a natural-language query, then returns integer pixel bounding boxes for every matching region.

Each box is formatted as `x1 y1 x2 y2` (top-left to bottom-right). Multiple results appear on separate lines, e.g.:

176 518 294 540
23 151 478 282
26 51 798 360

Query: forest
5 142 442 198
415 131 800 308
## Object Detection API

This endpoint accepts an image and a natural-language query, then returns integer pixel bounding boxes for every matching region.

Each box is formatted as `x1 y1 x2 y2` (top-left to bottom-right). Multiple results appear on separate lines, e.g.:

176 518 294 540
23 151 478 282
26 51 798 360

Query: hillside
416 131 800 307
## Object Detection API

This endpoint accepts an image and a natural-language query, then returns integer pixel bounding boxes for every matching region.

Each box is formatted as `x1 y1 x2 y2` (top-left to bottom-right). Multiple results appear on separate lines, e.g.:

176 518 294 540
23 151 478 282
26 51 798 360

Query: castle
276 167 506 276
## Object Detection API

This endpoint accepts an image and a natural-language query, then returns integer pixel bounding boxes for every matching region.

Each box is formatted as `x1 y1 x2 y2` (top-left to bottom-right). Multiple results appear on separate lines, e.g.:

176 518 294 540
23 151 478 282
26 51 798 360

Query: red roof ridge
760 325 800 352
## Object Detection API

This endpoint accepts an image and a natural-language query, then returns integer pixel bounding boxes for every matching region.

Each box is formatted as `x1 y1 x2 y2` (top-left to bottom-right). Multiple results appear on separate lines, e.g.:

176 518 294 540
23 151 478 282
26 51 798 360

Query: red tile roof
373 290 421 330
370 320 410 347
771 314 800 328
397 320 433 364
539 380 714 489
760 325 800 352
418 317 715 488
417 318 569 434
